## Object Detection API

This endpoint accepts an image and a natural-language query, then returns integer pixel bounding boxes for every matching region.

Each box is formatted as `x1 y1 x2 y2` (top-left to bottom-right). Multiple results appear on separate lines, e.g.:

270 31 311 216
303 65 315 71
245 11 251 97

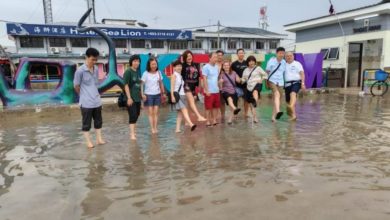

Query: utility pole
42 0 53 24
217 20 221 49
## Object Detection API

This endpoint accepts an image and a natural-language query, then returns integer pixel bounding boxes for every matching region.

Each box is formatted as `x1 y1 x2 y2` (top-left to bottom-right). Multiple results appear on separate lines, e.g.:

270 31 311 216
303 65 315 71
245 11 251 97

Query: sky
0 0 381 47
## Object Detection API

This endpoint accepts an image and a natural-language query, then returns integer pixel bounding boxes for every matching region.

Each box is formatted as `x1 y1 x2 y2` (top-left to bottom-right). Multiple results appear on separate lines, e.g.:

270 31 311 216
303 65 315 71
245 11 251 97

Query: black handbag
168 80 183 104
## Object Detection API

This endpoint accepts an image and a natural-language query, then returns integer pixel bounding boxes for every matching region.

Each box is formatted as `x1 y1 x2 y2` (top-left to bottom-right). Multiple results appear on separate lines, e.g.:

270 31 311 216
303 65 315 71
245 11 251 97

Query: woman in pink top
218 61 242 124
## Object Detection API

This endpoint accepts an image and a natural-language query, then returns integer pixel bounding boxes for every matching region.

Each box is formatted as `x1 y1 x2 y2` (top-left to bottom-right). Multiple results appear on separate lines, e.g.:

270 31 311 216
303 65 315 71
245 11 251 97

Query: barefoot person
219 61 242 124
242 56 268 123
73 47 105 148
231 48 248 118
285 52 306 121
141 57 165 134
266 47 286 122
181 50 207 122
216 50 226 122
170 60 197 133
202 52 221 127
124 55 142 140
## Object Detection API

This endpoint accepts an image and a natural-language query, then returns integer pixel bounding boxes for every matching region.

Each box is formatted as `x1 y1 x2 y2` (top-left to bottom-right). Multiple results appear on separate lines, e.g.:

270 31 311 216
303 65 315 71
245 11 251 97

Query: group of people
73 47 306 148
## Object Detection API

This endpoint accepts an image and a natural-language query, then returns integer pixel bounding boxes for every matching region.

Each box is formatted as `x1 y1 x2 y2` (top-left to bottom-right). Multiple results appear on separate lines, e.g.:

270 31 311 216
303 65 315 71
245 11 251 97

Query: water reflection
0 94 390 219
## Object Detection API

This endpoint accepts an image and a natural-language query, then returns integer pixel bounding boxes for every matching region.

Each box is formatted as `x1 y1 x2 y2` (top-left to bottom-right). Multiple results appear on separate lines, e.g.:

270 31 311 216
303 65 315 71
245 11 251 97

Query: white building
284 1 390 88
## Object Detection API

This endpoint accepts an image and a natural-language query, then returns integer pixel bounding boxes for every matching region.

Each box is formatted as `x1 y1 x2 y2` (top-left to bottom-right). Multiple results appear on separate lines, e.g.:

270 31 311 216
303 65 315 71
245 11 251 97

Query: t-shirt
266 57 286 86
73 64 101 108
242 66 268 91
123 68 142 102
173 71 185 95
220 71 239 94
231 60 248 89
181 63 201 92
285 61 304 82
141 71 163 95
202 63 220 94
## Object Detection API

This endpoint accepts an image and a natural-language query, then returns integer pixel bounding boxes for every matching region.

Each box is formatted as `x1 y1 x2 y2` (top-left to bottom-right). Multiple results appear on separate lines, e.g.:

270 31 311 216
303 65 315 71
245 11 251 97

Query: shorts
222 92 238 107
268 81 284 95
245 83 263 102
80 106 103 131
175 95 188 110
127 102 141 124
204 93 221 110
144 94 161 107
285 81 301 103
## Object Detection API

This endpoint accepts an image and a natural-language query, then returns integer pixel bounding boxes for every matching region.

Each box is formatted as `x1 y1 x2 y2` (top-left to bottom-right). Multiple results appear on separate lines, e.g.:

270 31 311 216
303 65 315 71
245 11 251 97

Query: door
347 43 363 87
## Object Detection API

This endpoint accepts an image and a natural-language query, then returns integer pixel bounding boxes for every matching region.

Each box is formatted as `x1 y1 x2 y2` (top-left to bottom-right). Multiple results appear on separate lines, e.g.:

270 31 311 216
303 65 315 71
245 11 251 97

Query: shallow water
0 94 390 220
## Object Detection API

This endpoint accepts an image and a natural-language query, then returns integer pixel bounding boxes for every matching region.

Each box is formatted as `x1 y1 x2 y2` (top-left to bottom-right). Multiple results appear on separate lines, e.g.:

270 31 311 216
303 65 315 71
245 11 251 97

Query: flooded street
1 93 390 220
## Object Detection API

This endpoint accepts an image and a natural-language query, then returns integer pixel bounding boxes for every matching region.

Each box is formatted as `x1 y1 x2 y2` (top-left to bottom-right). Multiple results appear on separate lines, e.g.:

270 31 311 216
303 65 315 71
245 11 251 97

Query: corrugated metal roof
219 27 286 37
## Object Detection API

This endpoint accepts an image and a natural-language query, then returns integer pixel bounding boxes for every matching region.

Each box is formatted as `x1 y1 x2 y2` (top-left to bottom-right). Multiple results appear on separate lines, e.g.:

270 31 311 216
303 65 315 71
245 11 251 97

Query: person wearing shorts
73 48 106 149
242 56 268 123
141 57 165 134
284 52 306 121
202 52 221 127
266 47 287 122
170 60 197 133
219 61 242 124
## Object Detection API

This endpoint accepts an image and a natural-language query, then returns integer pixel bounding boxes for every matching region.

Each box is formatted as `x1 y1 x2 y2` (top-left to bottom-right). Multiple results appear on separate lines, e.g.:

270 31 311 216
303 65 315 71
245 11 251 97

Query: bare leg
206 110 211 126
227 97 236 123
182 108 194 127
244 100 249 118
220 99 225 123
272 89 281 122
83 132 94 148
289 92 298 120
176 111 183 133
153 106 159 133
96 129 105 145
252 90 259 123
148 107 155 134
186 92 206 121
129 124 136 140
212 108 219 125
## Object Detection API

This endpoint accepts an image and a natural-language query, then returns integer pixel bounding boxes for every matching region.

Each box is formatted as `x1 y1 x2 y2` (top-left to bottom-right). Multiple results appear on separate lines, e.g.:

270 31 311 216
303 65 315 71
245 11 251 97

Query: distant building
6 22 285 66
284 1 390 88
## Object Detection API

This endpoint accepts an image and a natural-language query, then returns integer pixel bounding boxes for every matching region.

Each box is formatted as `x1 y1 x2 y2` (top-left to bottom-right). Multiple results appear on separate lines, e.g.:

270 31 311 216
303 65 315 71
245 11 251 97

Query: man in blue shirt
74 48 105 148
266 47 286 122
202 52 220 126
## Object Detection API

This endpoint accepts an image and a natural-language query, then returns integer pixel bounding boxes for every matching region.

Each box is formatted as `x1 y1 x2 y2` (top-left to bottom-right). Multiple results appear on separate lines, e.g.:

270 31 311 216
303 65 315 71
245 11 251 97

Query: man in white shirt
284 52 306 121
266 47 286 122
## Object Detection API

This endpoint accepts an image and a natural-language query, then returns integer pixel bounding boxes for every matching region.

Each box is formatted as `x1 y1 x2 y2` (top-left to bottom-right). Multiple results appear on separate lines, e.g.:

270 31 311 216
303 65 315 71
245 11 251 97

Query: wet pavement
0 93 390 220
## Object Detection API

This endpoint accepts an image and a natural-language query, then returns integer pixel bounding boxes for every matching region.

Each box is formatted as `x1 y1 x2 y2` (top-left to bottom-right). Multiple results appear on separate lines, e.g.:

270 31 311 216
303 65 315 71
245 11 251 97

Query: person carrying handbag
141 57 165 134
218 61 242 124
170 60 197 133
266 47 287 122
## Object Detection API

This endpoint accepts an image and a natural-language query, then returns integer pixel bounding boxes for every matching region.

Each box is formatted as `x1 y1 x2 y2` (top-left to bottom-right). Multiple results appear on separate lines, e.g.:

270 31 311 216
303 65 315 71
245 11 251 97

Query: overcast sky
0 0 380 47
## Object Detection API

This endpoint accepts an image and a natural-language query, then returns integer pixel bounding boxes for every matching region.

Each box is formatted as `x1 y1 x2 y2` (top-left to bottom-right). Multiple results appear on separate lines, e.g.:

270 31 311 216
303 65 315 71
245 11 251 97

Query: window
20 37 44 48
320 48 330 60
228 40 237 50
210 39 219 49
242 40 252 49
191 40 202 49
70 38 88 47
328 47 339 59
270 41 278 49
151 40 164 48
49 38 66 47
114 39 127 48
131 40 145 48
256 41 265 50
170 41 188 50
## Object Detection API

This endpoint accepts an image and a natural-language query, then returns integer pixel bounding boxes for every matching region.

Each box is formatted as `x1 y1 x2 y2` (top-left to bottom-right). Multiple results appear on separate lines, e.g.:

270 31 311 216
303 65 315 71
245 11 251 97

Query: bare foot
97 140 106 145
197 117 207 122
130 135 137 140
175 130 182 133
86 142 94 149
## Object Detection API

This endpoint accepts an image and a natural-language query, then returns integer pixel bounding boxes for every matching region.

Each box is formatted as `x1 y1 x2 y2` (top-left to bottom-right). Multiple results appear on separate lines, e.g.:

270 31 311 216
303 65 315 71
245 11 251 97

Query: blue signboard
6 23 192 40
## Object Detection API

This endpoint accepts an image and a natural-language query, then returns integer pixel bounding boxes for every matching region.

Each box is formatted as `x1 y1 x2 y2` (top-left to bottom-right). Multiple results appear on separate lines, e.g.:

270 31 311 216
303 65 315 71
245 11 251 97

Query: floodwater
0 94 390 220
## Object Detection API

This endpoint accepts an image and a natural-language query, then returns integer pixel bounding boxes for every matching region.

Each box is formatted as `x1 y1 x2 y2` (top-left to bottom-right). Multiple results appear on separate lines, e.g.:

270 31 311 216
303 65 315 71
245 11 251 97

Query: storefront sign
353 25 381 33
